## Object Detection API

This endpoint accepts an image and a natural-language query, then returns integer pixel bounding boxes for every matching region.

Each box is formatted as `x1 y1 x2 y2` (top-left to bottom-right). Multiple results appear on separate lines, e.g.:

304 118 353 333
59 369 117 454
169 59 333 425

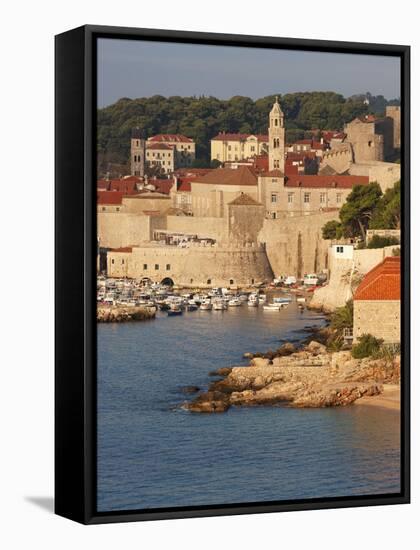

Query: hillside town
97 98 401 348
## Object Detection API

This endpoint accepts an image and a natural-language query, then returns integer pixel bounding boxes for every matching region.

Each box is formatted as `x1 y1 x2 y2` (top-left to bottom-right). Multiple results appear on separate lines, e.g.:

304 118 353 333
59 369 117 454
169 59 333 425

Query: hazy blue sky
97 38 401 108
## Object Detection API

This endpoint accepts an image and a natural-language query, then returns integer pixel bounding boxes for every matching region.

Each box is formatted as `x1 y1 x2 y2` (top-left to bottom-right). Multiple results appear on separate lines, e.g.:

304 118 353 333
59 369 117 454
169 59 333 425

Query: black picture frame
55 24 410 525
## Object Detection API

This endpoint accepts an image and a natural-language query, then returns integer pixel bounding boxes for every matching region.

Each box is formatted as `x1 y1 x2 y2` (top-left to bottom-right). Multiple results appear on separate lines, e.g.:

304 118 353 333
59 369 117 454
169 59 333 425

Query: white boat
213 299 227 310
258 294 267 303
263 302 289 311
200 299 213 310
273 296 292 304
228 297 242 307
248 294 259 306
284 276 297 286
303 274 319 286
296 296 306 303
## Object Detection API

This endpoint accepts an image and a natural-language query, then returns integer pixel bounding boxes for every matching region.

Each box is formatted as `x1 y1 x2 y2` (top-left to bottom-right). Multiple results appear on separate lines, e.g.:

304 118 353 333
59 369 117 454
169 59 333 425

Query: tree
369 181 401 230
322 220 343 240
339 183 382 242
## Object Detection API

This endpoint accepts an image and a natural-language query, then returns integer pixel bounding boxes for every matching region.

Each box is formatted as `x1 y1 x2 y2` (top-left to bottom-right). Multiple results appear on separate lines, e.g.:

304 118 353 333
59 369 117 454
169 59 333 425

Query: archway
161 277 175 287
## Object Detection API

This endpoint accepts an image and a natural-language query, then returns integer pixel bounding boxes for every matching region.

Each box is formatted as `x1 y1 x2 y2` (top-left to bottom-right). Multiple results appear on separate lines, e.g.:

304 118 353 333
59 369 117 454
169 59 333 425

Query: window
207 279 211 285
228 145 231 151
274 160 279 168
190 278 193 284
111 259 114 264
337 246 344 254
101 207 106 211
250 146 255 152
143 264 147 270
337 193 342 204
251 278 254 284
274 118 278 126
155 264 159 270
320 193 326 204
116 207 120 212
272 212 277 219
121 259 125 265
230 279 234 285
271 193 277 203
136 140 139 146
288 192 294 204
166 264 170 270
304 192 310 203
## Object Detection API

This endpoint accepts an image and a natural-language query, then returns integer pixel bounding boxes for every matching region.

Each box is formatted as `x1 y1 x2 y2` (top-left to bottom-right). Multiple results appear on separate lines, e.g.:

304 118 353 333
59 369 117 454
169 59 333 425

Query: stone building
147 134 196 167
353 256 400 343
268 96 285 172
385 106 401 150
145 143 175 174
130 128 146 177
210 133 268 163
344 115 394 163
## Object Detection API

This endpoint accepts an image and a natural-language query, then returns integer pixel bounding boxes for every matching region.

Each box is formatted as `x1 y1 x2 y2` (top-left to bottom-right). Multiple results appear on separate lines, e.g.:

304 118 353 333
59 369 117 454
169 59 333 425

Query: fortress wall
166 215 228 241
98 212 152 248
349 161 400 192
228 203 266 244
258 211 339 278
108 243 274 287
319 146 353 173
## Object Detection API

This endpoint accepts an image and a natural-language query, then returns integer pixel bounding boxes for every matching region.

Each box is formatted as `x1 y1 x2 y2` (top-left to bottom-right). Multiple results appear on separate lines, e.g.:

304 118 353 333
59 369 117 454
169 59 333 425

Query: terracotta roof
354 257 400 301
151 178 174 194
192 166 258 186
285 175 369 189
228 193 262 206
97 179 109 190
110 247 133 253
122 192 170 200
211 132 269 142
146 143 174 151
109 179 138 193
262 169 285 177
287 151 317 161
148 134 193 143
97 191 124 205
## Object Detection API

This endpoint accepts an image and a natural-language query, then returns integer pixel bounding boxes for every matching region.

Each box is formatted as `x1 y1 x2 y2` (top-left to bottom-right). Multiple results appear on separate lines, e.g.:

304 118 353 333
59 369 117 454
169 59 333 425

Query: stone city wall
258 210 339 278
98 212 166 249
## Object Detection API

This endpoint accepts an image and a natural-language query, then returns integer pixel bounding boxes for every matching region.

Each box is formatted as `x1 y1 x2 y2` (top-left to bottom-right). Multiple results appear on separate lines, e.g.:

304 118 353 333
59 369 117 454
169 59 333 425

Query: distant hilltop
97 92 400 168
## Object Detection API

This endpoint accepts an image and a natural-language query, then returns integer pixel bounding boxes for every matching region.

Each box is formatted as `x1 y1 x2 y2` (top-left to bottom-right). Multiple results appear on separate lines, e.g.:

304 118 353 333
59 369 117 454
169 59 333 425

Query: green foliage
392 248 401 257
371 343 401 361
327 301 353 351
210 159 223 169
351 334 383 359
322 220 343 240
97 92 371 167
366 235 400 249
339 183 382 241
369 181 401 230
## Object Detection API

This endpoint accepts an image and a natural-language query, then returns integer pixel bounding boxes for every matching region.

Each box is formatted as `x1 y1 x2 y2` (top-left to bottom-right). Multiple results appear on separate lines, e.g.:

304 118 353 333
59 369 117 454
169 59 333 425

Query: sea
97 303 400 512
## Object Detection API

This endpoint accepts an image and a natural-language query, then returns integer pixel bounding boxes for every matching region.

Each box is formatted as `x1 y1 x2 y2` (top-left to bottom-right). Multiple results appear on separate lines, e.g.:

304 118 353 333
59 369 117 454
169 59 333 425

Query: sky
97 38 401 108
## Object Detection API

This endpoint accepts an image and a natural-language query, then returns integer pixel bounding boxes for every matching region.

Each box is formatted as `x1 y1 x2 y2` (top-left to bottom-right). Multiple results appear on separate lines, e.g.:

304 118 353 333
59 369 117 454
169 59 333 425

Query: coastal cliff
97 306 156 322
184 342 400 413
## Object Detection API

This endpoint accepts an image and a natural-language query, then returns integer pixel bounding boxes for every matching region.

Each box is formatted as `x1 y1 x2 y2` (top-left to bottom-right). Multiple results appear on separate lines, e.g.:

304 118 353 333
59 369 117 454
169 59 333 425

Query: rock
186 391 230 413
306 341 327 354
208 367 233 377
250 357 271 368
276 342 296 356
180 385 200 394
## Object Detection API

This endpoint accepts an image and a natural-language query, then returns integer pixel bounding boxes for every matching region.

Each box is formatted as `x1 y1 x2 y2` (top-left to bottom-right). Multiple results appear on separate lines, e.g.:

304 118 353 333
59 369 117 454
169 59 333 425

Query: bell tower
268 96 285 173
130 127 146 177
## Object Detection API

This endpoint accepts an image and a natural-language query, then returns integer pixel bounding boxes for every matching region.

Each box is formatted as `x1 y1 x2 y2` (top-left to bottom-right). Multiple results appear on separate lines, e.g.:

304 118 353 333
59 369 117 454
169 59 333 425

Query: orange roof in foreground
192 165 258 186
97 191 124 205
354 257 400 301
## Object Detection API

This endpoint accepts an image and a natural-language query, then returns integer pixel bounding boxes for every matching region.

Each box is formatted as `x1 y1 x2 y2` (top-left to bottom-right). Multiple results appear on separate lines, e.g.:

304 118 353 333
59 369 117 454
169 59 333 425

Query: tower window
143 264 147 270
155 264 159 270
274 118 278 126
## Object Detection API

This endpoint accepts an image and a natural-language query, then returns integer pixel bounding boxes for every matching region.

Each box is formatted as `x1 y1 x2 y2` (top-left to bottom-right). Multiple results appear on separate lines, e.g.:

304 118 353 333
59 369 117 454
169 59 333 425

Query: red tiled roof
354 257 400 301
252 155 269 171
262 169 285 177
97 191 124 205
151 178 174 195
109 179 138 193
147 143 174 151
287 151 317 161
285 175 369 189
110 247 133 253
148 134 193 143
192 165 258 186
97 179 109 190
211 132 268 142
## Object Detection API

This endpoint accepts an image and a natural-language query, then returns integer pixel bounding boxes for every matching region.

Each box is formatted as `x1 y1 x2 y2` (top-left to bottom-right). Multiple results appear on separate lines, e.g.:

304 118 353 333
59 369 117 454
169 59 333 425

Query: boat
186 300 198 311
228 297 242 307
273 296 292 304
263 302 289 311
258 293 267 303
213 299 227 310
199 299 213 310
303 274 319 286
167 305 182 316
296 296 306 303
248 294 259 306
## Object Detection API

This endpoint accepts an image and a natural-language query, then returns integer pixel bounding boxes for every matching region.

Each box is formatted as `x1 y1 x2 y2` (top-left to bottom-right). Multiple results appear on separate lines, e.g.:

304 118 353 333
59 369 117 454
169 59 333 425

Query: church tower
268 96 285 173
130 128 146 177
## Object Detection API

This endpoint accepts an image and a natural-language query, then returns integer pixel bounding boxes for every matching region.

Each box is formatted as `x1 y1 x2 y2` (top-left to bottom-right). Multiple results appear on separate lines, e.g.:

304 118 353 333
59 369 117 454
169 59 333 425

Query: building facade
147 134 196 167
268 97 285 173
210 133 268 163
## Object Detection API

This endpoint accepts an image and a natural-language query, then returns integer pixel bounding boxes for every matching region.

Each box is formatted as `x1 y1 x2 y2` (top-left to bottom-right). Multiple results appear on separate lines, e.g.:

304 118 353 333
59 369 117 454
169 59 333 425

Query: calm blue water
97 304 400 512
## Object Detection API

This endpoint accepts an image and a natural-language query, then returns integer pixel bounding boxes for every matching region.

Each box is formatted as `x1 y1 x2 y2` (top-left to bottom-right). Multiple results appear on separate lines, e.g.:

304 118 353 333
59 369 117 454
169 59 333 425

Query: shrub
367 235 400 249
352 334 383 358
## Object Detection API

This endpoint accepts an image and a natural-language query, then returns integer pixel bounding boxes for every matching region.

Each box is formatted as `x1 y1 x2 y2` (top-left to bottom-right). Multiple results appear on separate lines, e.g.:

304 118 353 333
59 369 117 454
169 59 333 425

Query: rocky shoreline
97 306 156 323
183 340 400 413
